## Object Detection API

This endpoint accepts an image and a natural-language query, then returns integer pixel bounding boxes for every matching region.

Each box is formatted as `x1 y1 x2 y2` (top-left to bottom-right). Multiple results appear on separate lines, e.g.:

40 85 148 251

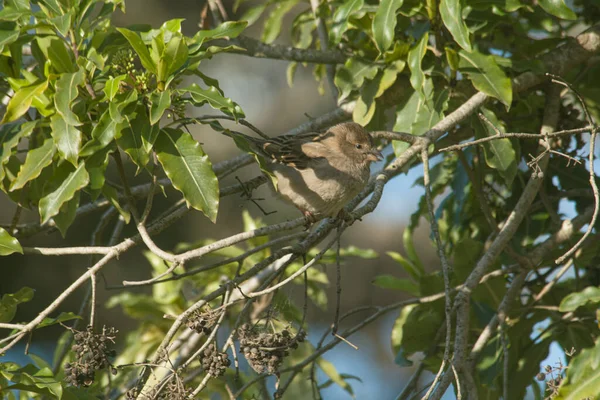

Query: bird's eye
355 144 362 149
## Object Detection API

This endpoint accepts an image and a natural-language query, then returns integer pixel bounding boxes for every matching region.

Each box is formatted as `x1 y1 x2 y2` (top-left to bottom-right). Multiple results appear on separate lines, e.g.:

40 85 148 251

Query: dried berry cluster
238 324 306 375
199 342 231 377
64 325 117 387
186 308 221 335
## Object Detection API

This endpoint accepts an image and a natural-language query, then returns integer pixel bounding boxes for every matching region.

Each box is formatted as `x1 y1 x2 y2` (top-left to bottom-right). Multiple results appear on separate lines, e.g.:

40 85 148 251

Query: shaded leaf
182 83 244 118
458 49 512 107
372 275 420 296
0 287 34 323
150 90 171 125
38 162 90 224
555 337 600 399
155 128 220 222
373 0 404 52
330 0 364 44
262 0 298 44
53 191 79 237
0 121 36 181
559 286 600 312
10 139 55 191
472 108 517 185
334 57 378 101
80 108 121 156
387 251 423 281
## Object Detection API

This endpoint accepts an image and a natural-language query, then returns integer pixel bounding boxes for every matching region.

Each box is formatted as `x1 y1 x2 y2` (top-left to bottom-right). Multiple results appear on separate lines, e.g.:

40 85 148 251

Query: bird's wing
259 132 328 169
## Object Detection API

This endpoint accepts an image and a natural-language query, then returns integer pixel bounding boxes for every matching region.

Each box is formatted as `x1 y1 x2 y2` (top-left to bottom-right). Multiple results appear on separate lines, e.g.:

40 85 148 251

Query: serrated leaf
559 286 600 312
155 128 219 222
117 28 157 74
50 114 81 166
373 0 404 52
1 80 48 124
440 0 472 51
54 69 84 126
0 227 22 256
407 32 428 96
150 90 171 125
39 162 90 224
458 49 512 107
10 139 55 191
372 275 420 295
538 0 576 20
330 0 364 44
262 0 298 44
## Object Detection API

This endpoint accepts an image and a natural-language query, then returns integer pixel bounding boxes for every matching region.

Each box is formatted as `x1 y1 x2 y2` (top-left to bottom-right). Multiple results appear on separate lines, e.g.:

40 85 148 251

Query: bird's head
326 122 383 165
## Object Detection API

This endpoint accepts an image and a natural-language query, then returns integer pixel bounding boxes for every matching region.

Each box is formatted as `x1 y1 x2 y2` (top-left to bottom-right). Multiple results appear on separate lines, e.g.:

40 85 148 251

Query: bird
226 122 383 223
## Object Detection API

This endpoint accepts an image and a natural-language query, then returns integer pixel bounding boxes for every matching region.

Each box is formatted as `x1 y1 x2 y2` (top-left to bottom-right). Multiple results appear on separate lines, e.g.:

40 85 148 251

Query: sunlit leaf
459 49 512 107
440 0 472 51
10 138 55 191
155 128 220 222
0 227 22 256
373 0 404 52
38 162 90 224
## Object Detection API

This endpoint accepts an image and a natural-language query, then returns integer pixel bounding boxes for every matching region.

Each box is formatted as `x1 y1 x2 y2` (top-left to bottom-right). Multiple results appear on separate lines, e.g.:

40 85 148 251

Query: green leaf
407 32 428 95
0 121 35 181
353 72 381 125
386 251 423 280
102 185 131 223
559 286 600 312
0 227 22 256
117 28 157 74
10 138 55 191
150 90 171 125
54 69 84 126
1 80 48 124
538 0 576 20
157 33 188 85
50 114 81 166
80 108 121 156
155 128 220 222
118 106 158 172
373 0 404 52
193 20 248 43
330 0 364 44
555 337 600 399
38 162 90 224
0 287 34 323
372 275 420 295
240 4 267 26
458 49 512 107
439 0 472 51
103 75 126 101
334 57 379 101
262 0 298 44
37 311 81 328
53 191 79 237
317 358 355 397
472 108 517 185
46 38 77 74
182 83 244 118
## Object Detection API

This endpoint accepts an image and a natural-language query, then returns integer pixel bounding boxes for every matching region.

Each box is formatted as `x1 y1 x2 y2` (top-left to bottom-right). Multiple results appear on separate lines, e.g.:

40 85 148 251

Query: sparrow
227 122 383 223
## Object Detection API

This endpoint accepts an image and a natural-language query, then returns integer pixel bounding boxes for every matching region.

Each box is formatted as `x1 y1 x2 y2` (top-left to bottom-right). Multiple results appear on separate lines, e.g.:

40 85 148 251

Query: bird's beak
367 149 384 162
